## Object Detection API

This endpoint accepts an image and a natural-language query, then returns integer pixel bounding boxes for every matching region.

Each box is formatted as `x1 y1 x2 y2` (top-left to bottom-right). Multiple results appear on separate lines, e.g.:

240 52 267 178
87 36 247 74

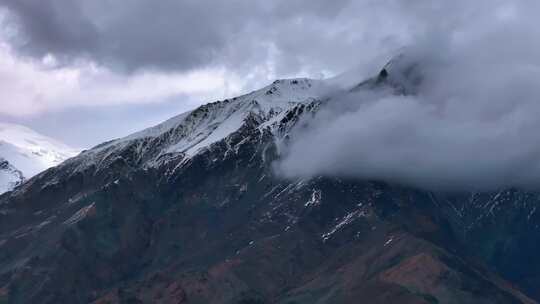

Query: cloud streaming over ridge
277 0 540 191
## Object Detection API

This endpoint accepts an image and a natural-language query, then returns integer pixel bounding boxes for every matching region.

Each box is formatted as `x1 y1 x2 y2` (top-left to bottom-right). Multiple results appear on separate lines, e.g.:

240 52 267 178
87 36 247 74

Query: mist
277 1 540 191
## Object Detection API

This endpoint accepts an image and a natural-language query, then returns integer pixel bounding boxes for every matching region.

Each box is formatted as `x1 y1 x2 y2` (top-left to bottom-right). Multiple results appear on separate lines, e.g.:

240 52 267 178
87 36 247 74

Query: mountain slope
0 67 538 303
0 123 78 193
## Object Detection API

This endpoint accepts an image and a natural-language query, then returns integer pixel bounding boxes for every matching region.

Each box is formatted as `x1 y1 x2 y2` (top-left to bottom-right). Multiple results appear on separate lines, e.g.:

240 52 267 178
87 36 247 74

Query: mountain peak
379 53 423 94
73 77 327 174
351 53 424 94
0 123 78 193
270 77 313 90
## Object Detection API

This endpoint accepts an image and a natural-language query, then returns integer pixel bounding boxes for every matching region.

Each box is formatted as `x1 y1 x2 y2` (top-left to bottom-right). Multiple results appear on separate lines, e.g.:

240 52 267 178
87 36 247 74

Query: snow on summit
0 123 79 186
76 78 332 172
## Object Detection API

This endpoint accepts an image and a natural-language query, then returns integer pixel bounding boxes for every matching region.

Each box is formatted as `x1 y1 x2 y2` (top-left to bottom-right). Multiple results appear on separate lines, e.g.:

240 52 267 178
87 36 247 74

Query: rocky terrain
0 61 539 303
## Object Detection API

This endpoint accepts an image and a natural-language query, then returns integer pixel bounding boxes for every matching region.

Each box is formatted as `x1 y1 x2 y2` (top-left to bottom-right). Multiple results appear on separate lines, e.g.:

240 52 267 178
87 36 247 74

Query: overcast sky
0 0 421 148
0 0 527 149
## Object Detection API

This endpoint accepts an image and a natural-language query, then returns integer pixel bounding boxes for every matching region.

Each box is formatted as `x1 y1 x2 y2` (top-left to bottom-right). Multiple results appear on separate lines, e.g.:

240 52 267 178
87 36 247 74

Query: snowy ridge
75 78 330 172
0 123 78 183
112 78 326 145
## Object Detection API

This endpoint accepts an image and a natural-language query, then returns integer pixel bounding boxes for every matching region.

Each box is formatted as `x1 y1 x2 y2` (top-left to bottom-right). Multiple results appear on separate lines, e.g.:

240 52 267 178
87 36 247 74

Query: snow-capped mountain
0 123 78 193
1 63 539 303
117 77 326 154
68 78 332 174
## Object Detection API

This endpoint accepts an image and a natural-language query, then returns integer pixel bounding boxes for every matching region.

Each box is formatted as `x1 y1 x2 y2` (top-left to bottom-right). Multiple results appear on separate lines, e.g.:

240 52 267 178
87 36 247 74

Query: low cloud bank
277 1 540 191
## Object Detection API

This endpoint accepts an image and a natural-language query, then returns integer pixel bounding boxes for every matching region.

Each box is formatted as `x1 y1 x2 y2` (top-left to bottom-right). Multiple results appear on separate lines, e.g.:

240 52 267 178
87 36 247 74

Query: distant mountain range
0 123 78 193
1 59 539 303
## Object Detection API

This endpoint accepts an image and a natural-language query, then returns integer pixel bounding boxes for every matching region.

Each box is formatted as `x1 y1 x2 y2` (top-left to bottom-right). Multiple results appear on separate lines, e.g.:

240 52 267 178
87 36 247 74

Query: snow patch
322 211 361 242
305 189 322 207
0 123 78 184
0 158 24 194
384 236 394 247
64 202 96 226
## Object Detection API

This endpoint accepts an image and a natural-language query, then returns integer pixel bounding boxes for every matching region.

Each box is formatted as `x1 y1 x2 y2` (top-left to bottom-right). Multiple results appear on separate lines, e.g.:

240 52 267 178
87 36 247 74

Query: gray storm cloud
277 0 540 191
0 0 411 147
0 0 397 75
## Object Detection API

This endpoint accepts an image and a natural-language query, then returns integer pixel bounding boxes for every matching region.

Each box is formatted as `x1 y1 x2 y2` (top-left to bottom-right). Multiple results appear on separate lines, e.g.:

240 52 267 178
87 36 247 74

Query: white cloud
0 41 242 117
277 0 540 191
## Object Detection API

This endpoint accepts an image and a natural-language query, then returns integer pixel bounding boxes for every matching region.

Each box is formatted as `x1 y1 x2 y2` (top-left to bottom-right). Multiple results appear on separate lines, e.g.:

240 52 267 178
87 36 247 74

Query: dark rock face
1 73 540 303
0 124 536 304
